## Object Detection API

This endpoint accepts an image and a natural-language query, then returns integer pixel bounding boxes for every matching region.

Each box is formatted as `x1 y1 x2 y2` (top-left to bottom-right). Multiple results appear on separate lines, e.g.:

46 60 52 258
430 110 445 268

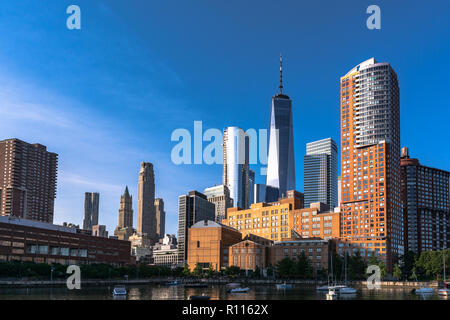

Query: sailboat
438 249 450 296
317 250 333 292
323 252 337 299
413 272 434 294
336 250 357 295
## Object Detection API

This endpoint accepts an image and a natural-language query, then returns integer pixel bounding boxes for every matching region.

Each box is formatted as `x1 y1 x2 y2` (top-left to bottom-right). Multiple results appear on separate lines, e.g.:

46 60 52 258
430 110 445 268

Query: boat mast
344 249 348 285
330 250 334 286
444 249 447 289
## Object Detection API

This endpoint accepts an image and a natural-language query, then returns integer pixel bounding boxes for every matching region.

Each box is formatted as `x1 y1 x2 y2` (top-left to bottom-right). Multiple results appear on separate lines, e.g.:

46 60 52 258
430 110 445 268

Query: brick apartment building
0 139 58 223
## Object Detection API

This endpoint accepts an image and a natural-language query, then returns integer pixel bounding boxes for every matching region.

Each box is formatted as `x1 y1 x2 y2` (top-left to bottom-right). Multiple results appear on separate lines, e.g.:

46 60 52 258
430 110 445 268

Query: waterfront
0 284 448 300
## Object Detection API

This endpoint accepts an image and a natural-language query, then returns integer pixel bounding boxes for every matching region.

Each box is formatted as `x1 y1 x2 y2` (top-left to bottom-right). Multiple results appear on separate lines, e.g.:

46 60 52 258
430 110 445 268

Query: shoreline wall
0 278 440 288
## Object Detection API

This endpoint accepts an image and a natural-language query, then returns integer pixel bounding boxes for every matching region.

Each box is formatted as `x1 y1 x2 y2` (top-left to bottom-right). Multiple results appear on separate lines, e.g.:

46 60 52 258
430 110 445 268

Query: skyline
1 1 450 236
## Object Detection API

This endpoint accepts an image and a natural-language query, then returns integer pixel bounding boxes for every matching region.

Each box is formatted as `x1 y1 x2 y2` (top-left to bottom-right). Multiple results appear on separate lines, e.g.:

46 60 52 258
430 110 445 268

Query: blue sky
1 1 449 235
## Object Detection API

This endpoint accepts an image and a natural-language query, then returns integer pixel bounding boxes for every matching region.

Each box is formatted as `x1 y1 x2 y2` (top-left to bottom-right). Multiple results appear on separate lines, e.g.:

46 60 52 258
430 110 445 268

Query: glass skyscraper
177 191 215 264
304 138 338 209
223 126 250 209
266 55 296 199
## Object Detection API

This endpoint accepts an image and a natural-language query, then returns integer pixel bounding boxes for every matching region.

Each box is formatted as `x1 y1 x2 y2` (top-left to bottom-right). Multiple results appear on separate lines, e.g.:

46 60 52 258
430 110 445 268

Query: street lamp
50 267 55 282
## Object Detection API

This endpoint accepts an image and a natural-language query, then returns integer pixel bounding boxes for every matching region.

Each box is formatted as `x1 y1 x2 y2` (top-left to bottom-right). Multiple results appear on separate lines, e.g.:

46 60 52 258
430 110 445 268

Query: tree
266 264 274 277
193 263 203 277
400 251 417 280
276 258 294 277
393 264 402 281
296 252 313 279
347 252 366 280
330 253 343 282
182 264 191 276
205 264 216 278
252 266 261 278
367 256 386 280
224 266 240 276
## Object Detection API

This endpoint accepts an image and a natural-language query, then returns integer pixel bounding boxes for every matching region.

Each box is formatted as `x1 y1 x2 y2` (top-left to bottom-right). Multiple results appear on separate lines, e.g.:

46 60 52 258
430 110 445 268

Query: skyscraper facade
137 162 156 241
340 58 402 270
204 185 233 223
400 147 449 253
92 224 108 238
155 198 166 241
177 191 215 264
266 55 296 199
304 138 338 209
247 169 255 208
0 138 58 223
83 192 99 231
223 126 250 209
254 184 267 204
114 186 134 240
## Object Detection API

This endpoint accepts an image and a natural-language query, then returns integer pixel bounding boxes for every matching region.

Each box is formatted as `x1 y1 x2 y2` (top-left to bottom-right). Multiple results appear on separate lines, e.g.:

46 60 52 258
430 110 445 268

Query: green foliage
347 252 366 280
399 251 417 280
393 264 402 280
266 264 274 277
276 257 294 277
0 261 174 280
1 249 448 281
224 266 240 276
367 256 386 279
182 264 191 277
275 253 313 278
252 266 261 278
193 263 203 276
414 250 450 281
331 253 343 281
205 264 217 278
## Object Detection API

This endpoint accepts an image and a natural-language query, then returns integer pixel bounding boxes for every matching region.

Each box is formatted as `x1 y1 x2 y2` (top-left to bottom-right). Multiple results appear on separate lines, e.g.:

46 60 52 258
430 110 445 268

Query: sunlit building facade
223 127 250 209
291 203 341 240
223 190 304 241
340 58 402 271
187 220 242 271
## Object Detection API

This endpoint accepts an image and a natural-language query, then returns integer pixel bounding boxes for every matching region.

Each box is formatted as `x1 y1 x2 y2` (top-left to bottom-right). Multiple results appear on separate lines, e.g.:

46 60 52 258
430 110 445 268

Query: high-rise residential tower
223 126 250 209
400 147 449 253
204 185 233 223
155 198 166 241
83 192 99 231
338 176 342 207
304 138 338 209
340 58 402 271
114 186 134 240
266 55 296 199
177 191 215 264
137 162 156 241
0 139 58 223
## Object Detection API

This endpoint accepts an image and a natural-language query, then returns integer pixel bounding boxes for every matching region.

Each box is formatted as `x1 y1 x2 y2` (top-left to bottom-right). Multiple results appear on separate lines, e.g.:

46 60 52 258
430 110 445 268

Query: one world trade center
266 55 296 200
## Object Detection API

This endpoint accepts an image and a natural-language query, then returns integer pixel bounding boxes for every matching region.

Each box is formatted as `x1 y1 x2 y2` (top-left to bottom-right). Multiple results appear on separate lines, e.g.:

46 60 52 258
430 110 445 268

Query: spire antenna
279 54 283 94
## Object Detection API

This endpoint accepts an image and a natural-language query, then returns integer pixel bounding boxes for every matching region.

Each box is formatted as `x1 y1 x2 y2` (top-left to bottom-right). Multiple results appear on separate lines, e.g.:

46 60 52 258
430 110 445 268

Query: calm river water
0 284 448 300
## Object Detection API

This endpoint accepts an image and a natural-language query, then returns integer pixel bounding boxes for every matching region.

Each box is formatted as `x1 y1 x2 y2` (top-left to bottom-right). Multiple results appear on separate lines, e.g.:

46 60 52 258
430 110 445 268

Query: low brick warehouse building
0 216 132 266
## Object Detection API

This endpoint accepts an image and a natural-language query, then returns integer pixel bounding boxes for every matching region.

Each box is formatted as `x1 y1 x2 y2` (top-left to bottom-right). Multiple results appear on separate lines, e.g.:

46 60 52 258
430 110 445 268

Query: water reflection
0 284 444 300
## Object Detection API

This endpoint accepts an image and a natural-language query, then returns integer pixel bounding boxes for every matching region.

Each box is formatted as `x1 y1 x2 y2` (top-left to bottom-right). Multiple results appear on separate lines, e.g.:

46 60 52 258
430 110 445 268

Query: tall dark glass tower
304 138 338 209
266 55 296 199
177 191 215 264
